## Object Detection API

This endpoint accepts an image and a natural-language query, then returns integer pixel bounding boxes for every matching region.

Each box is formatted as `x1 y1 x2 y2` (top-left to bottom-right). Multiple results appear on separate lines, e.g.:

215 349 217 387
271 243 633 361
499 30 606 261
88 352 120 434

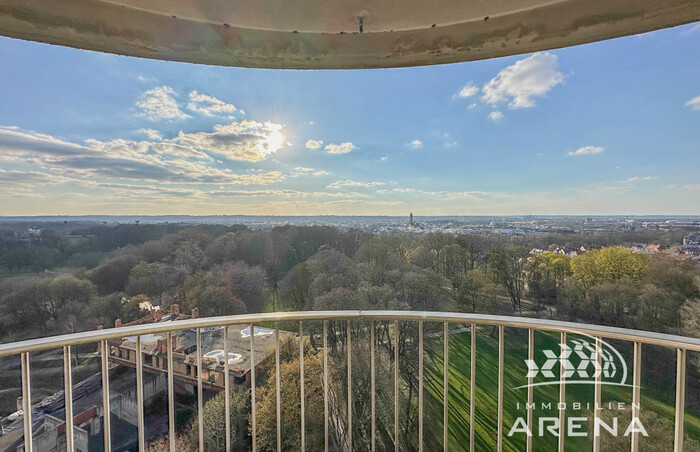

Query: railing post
394 320 400 451
592 336 602 452
100 340 112 452
250 324 257 452
224 326 231 452
196 329 204 452
631 341 642 452
167 332 175 452
136 335 145 452
347 319 353 450
674 348 687 452
275 323 281 452
323 321 329 452
443 321 449 452
300 321 305 451
497 326 504 452
418 320 424 452
470 324 476 452
371 320 376 452
558 332 567 452
526 329 534 452
64 345 75 452
21 352 33 452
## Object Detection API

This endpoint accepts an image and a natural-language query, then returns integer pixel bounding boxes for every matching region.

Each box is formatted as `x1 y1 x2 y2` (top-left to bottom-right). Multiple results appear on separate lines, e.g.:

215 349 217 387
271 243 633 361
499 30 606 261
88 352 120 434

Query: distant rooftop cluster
3 215 700 236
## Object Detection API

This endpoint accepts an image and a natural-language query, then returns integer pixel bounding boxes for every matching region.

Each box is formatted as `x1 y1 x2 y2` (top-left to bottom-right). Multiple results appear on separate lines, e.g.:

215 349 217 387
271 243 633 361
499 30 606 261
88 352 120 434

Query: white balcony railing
1 310 699 452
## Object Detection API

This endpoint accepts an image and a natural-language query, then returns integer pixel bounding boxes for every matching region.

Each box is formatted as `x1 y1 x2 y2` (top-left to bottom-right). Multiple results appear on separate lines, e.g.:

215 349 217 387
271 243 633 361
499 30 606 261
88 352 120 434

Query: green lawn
420 327 699 451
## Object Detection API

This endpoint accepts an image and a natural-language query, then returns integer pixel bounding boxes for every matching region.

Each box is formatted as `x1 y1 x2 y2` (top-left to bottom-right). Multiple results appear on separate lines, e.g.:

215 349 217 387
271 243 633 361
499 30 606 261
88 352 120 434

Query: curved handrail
2 310 700 357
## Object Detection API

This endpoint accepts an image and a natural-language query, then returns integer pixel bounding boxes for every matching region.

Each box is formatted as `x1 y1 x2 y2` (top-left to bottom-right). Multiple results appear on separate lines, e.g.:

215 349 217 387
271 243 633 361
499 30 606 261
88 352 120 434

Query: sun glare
260 130 285 156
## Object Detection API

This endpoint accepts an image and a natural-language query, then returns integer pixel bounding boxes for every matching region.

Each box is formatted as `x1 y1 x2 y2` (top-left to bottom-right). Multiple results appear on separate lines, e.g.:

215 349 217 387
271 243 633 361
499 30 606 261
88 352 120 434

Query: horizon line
2 214 700 219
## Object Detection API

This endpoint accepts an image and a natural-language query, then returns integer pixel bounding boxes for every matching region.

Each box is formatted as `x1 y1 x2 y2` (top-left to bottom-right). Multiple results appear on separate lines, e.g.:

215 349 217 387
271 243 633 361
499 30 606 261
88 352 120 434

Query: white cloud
294 167 328 176
685 95 700 111
174 120 285 161
380 156 389 162
0 124 288 184
305 139 324 149
456 83 479 99
209 189 370 200
376 187 501 201
227 171 285 185
137 129 162 140
443 141 458 148
488 111 504 122
0 125 85 157
625 176 658 182
325 142 356 154
482 52 565 109
566 146 605 156
91 182 205 199
407 139 423 149
0 169 74 187
468 103 477 109
681 23 700 36
136 86 190 121
327 180 385 188
187 91 238 116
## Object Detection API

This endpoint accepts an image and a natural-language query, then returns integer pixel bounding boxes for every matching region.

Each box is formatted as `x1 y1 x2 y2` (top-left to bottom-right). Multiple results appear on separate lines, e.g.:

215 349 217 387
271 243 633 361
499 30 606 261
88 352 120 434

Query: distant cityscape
2 214 700 235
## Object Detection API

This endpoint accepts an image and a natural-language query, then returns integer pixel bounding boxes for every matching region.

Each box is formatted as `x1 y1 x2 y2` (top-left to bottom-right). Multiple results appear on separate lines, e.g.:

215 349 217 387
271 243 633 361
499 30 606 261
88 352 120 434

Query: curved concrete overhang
0 0 698 69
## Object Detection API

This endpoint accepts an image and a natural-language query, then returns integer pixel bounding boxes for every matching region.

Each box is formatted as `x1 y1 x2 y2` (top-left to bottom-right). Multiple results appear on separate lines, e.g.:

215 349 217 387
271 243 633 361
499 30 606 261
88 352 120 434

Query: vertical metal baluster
275 323 281 452
300 321 305 452
592 337 602 452
21 352 33 452
224 326 231 452
167 332 175 452
371 320 376 452
394 320 400 451
101 340 112 452
323 321 329 452
444 322 449 452
419 320 424 452
497 326 504 452
347 319 352 450
136 335 145 452
631 342 642 452
674 348 687 452
197 329 204 452
558 332 567 452
526 329 533 452
250 324 257 452
469 324 476 452
64 345 75 452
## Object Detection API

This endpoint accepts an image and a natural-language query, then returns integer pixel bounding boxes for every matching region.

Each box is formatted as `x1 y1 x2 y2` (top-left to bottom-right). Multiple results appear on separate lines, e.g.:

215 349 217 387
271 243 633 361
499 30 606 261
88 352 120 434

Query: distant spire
409 212 414 226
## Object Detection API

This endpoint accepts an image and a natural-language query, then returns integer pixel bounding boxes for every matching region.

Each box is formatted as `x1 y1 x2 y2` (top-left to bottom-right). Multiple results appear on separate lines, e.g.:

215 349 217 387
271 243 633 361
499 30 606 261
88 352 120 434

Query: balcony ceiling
0 0 698 69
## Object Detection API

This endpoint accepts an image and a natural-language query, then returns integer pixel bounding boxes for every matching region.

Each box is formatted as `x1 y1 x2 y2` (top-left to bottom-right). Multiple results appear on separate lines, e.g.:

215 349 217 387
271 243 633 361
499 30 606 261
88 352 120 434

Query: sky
0 23 699 216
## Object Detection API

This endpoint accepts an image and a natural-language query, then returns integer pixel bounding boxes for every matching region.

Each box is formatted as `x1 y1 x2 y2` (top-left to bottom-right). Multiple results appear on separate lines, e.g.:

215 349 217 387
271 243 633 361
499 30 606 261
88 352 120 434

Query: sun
260 130 285 156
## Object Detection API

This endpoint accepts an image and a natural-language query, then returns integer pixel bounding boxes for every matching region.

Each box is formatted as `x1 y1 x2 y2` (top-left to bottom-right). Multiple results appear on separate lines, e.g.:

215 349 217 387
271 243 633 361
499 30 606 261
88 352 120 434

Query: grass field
418 327 700 451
